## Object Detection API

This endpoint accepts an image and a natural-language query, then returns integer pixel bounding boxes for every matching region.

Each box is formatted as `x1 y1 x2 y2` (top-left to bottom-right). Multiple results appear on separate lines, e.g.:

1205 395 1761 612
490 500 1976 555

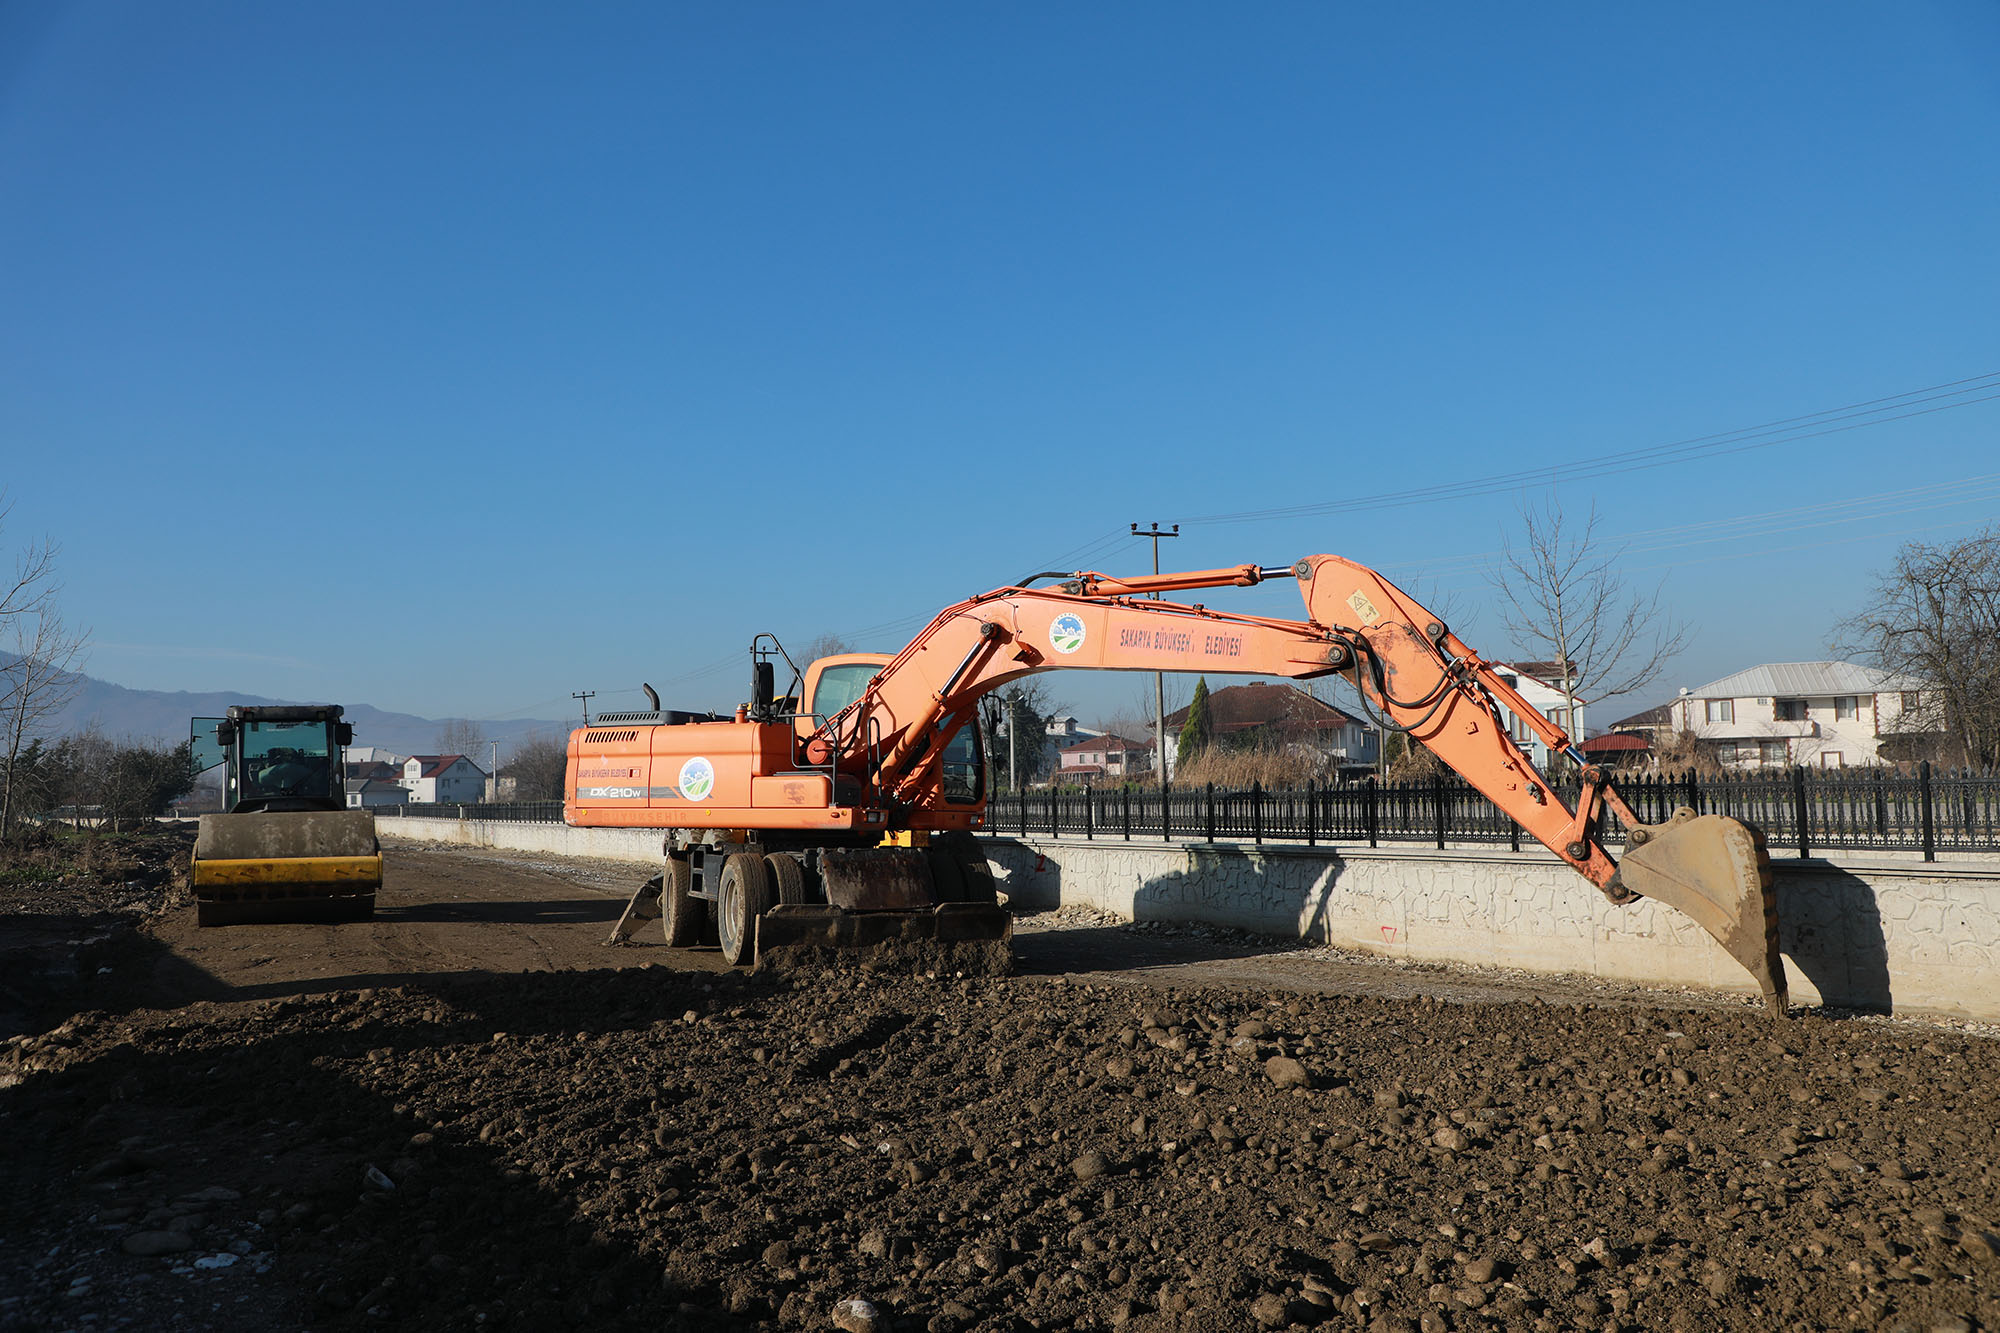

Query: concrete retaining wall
981 835 2000 1021
371 815 2000 1019
376 816 662 866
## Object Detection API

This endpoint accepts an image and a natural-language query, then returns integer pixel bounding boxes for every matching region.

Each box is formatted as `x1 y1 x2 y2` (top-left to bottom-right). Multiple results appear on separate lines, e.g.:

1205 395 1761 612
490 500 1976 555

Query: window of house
1835 696 1859 721
1902 691 1921 711
1497 673 1517 689
1774 699 1806 722
1704 699 1733 724
1822 752 1843 768
1759 740 1787 764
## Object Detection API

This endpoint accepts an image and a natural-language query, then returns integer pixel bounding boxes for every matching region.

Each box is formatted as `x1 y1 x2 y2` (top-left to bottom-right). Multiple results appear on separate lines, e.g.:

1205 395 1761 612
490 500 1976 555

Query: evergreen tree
1176 677 1213 770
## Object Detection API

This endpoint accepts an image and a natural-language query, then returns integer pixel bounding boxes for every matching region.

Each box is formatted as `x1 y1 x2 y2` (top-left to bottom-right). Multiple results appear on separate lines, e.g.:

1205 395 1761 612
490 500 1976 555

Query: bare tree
0 495 59 628
1487 496 1688 727
1 502 89 833
505 731 571 802
1834 524 2000 769
799 633 852 662
436 718 487 760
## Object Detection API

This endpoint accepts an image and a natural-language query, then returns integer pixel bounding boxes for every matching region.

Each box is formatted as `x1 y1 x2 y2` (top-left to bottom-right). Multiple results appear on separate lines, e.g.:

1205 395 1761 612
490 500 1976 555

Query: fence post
1432 773 1447 851
1305 779 1316 847
1122 786 1131 841
1205 783 1216 843
1509 816 1520 853
1684 768 1700 816
1162 777 1172 842
1791 766 1811 859
1251 781 1263 845
1366 777 1379 849
1920 761 1936 863
1084 789 1093 841
1019 792 1027 837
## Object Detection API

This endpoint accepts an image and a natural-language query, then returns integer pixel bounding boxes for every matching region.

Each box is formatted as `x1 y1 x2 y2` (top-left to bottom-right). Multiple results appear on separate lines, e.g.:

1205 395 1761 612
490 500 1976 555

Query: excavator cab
187 705 383 926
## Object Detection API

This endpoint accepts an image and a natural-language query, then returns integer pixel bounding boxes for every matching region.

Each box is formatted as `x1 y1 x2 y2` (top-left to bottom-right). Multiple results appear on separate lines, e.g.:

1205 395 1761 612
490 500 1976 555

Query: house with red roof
400 753 489 803
1057 733 1152 781
1156 682 1378 778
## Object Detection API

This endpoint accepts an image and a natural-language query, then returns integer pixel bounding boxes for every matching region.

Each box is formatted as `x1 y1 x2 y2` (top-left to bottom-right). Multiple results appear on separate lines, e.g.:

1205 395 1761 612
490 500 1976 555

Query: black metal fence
372 800 565 823
365 764 2000 862
985 764 2000 862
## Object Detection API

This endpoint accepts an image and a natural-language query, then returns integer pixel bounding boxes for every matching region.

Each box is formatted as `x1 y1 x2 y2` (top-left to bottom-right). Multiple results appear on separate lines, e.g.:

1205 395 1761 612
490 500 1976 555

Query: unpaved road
3 837 1997 1333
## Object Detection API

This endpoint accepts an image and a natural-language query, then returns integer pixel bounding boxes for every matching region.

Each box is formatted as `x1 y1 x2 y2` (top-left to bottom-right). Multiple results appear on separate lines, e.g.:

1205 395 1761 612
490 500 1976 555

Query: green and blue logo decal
678 757 715 801
1050 613 1086 655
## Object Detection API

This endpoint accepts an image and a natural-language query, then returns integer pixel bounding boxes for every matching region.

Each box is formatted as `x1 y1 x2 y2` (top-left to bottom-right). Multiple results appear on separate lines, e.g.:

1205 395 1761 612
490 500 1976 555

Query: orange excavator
566 555 1785 1010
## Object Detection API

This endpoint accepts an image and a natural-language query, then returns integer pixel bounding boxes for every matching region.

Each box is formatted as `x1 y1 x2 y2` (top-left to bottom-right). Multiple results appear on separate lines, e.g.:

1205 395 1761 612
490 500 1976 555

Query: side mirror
751 661 776 719
190 718 229 773
336 722 354 747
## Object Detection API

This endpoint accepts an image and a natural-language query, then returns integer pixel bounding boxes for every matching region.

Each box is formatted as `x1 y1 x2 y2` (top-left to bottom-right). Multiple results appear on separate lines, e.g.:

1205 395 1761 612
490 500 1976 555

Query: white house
1057 733 1152 781
342 745 407 769
345 777 412 809
1668 661 1929 769
401 753 489 803
1488 661 1587 771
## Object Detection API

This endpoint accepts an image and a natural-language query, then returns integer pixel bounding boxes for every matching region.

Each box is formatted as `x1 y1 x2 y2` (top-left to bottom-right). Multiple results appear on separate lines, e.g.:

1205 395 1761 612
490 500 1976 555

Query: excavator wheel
717 852 774 966
926 845 968 902
930 831 998 905
662 858 701 947
766 853 809 906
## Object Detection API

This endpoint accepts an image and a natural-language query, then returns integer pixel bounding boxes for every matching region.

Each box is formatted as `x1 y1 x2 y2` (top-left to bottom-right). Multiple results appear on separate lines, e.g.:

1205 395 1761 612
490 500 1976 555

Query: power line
1182 371 2000 527
1387 469 2000 581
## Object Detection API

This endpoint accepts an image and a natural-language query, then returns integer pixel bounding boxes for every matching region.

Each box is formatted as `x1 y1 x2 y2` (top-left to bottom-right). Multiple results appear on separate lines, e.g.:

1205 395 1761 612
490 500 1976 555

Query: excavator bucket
190 810 382 926
1613 809 1786 1013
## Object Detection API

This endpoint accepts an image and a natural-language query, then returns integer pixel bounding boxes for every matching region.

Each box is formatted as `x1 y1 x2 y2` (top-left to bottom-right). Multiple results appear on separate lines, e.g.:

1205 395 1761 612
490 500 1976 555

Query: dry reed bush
1170 747 1323 789
1646 727 1727 778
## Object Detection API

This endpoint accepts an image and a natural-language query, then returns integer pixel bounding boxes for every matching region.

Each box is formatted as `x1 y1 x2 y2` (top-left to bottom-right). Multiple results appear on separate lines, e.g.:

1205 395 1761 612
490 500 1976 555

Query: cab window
940 723 982 805
241 720 332 800
810 664 878 719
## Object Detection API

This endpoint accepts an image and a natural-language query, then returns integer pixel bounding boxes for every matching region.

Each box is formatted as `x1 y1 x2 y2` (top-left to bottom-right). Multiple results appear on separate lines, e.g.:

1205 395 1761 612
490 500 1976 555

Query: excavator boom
567 553 1786 1010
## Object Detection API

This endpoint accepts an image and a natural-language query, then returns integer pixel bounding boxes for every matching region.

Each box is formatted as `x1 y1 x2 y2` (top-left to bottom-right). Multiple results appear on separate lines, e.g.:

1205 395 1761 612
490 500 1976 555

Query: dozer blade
191 810 382 926
753 902 1014 976
1613 809 1786 1014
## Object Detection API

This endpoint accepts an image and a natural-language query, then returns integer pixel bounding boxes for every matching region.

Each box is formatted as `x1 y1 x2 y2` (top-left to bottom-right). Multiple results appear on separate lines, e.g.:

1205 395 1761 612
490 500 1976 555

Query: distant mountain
0 653 570 761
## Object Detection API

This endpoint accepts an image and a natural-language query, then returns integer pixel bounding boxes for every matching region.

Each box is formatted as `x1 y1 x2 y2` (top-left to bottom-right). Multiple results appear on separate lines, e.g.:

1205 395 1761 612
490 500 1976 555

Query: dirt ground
2 829 1996 1333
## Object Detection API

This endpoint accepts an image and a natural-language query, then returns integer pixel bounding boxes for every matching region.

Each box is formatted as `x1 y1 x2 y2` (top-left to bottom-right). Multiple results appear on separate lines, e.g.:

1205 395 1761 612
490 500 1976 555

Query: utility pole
1131 522 1178 799
572 691 595 726
488 739 499 801
1007 695 1019 794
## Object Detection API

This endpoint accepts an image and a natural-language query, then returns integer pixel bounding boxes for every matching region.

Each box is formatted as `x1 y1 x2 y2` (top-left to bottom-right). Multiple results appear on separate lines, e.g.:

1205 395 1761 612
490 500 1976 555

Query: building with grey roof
1668 660 1931 770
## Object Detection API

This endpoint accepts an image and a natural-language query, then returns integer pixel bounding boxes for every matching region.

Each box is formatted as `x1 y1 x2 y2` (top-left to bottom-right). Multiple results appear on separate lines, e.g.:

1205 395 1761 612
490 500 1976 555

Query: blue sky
3 3 1998 737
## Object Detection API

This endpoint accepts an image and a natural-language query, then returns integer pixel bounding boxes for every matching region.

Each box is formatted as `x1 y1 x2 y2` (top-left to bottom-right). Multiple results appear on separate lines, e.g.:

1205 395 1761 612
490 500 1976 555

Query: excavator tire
1614 809 1786 1014
717 853 774 966
766 853 809 906
190 810 382 927
930 831 998 905
662 858 701 947
926 846 968 902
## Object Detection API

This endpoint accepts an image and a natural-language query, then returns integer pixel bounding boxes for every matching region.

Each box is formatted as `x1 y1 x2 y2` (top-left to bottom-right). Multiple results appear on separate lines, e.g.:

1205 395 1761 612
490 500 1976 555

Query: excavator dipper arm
837 554 1785 1012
